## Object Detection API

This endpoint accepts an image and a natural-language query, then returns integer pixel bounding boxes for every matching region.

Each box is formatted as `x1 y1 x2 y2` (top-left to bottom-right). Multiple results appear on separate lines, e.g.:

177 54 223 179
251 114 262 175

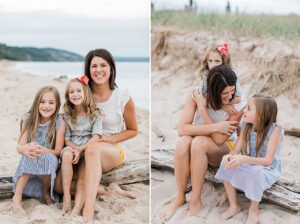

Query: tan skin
160 86 243 221
12 92 65 217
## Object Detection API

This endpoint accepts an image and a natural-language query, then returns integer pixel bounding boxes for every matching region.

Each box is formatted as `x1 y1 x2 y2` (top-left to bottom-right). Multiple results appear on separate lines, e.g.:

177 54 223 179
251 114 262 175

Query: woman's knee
85 142 102 158
190 136 210 155
175 136 192 156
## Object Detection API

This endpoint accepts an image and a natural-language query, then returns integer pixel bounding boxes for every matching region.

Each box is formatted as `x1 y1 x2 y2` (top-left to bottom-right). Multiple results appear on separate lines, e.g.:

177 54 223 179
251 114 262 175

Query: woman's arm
100 97 138 144
192 89 241 145
178 92 234 137
225 127 281 168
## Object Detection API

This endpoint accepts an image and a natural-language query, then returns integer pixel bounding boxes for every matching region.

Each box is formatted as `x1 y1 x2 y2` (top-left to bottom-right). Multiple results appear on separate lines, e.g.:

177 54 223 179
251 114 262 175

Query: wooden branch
0 159 149 199
284 128 300 138
151 148 300 212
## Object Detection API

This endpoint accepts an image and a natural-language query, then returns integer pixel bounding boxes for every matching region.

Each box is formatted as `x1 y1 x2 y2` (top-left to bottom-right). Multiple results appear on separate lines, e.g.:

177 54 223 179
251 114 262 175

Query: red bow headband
217 42 229 56
78 75 89 85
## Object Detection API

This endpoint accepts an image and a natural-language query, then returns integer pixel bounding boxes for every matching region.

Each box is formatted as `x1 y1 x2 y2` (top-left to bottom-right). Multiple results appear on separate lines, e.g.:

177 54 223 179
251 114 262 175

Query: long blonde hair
241 95 278 156
20 86 61 148
64 78 101 126
199 45 232 78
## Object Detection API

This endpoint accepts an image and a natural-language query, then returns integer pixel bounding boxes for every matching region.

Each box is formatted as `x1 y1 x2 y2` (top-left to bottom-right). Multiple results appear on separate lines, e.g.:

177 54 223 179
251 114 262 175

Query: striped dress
215 123 283 202
13 113 63 202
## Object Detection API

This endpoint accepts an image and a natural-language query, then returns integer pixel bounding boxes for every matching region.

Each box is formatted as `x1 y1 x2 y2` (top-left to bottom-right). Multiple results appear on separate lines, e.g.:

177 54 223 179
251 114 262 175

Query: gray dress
13 113 63 202
62 114 102 150
215 123 283 202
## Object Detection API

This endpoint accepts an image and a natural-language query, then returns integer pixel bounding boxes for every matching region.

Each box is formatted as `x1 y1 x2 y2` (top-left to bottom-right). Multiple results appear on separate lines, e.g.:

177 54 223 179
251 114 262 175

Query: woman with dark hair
82 49 138 221
160 64 244 221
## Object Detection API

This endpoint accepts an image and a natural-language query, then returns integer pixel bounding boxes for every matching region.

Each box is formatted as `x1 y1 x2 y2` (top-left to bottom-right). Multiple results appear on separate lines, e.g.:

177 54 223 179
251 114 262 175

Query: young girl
200 42 242 115
61 76 102 215
12 86 65 217
215 95 283 224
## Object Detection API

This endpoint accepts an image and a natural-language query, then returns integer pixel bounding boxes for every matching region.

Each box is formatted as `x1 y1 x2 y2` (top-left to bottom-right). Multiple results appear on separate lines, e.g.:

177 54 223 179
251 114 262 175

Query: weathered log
0 159 149 199
284 128 300 138
151 148 300 212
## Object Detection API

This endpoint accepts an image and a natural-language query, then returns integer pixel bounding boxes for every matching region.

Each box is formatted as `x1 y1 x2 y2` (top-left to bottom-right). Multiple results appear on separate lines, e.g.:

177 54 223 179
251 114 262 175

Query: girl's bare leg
246 201 259 224
12 174 30 217
41 175 53 205
160 136 192 221
61 150 74 213
72 161 86 215
221 181 241 221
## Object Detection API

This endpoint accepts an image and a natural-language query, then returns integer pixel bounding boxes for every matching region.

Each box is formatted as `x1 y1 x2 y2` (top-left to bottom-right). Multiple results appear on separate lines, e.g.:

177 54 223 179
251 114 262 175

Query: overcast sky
0 0 150 57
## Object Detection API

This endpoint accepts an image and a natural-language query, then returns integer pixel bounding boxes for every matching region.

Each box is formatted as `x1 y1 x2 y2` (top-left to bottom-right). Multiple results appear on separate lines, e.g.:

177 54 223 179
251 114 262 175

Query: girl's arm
178 92 237 137
17 123 40 158
100 97 138 144
226 127 281 168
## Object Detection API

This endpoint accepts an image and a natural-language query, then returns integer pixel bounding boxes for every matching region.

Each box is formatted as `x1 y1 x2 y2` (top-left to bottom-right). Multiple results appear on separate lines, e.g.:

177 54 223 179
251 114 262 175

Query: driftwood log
0 159 149 199
151 148 300 212
284 128 300 138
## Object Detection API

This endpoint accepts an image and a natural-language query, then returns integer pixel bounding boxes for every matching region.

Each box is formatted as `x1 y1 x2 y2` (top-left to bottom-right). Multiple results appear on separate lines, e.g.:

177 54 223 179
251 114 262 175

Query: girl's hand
72 150 81 164
216 120 238 135
221 154 233 167
192 88 206 109
23 149 39 159
225 155 247 169
222 104 237 115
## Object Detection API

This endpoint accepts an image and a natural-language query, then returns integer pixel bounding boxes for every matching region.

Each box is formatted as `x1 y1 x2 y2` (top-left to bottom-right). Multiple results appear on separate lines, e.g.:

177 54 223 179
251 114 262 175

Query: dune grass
152 10 300 40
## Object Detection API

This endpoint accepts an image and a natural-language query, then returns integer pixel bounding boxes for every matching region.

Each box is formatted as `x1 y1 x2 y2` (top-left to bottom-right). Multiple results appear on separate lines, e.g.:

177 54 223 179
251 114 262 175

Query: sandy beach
0 61 149 224
151 25 300 224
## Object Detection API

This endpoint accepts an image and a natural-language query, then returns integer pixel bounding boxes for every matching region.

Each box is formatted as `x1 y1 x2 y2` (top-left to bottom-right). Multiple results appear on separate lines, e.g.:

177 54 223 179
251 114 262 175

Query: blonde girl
12 86 65 217
215 95 283 224
60 76 102 215
200 42 242 114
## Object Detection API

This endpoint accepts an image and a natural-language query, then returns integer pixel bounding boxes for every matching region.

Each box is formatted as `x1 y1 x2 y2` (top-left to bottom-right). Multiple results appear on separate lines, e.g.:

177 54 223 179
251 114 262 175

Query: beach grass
152 10 300 40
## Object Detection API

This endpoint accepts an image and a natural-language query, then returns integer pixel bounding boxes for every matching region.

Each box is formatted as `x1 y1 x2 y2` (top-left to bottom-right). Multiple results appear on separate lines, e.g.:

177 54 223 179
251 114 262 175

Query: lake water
11 61 149 110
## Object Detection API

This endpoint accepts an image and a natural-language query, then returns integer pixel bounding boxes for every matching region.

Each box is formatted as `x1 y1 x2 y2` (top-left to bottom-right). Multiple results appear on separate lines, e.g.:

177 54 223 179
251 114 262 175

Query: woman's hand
216 120 238 135
222 104 237 115
192 88 206 109
224 154 247 169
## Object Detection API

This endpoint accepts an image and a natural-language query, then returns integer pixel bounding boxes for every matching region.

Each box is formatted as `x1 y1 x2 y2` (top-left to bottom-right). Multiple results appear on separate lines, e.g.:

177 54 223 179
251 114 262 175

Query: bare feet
245 210 259 224
43 193 54 205
160 196 186 221
108 183 136 199
221 204 241 221
187 200 201 217
62 194 71 215
11 198 26 218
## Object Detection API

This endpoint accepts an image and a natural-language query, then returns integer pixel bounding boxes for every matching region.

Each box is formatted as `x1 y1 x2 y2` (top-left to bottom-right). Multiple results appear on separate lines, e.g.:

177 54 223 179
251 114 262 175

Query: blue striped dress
13 113 63 202
215 123 283 202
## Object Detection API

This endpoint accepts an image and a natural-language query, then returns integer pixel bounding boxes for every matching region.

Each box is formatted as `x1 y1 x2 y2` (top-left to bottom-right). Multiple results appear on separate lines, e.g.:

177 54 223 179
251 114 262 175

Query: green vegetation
0 44 84 61
152 11 300 40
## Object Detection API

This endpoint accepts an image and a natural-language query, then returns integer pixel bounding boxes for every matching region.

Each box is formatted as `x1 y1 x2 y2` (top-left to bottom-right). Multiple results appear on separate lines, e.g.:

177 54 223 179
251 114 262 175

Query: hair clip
78 75 89 85
217 42 229 56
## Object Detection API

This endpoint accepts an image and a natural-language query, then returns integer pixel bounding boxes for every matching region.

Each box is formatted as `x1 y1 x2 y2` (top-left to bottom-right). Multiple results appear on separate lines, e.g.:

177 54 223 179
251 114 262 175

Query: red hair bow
78 75 89 85
217 42 229 56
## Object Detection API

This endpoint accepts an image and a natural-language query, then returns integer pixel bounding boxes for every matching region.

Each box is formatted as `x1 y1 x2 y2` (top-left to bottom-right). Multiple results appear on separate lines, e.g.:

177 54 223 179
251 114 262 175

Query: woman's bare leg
12 174 30 217
61 150 74 213
189 136 228 216
160 136 192 221
41 175 53 205
82 142 120 221
72 161 86 215
221 181 241 221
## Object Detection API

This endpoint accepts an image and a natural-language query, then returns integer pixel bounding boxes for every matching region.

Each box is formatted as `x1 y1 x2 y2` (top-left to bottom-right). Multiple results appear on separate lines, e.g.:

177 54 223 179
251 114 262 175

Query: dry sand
151 25 300 224
0 60 149 224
